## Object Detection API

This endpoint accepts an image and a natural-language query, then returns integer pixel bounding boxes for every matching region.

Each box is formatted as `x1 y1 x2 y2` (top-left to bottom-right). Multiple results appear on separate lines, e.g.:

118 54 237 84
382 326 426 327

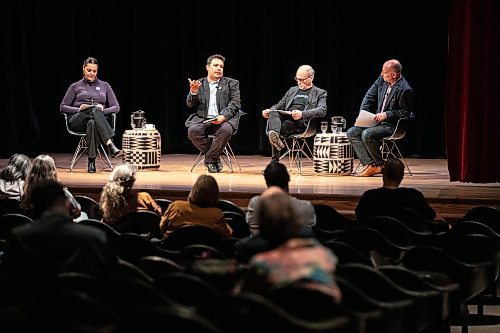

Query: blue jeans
347 124 393 166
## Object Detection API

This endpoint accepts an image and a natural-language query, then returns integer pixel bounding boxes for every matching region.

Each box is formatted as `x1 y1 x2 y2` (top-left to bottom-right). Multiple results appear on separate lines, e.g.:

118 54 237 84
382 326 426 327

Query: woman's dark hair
83 57 98 67
188 174 219 208
0 154 32 182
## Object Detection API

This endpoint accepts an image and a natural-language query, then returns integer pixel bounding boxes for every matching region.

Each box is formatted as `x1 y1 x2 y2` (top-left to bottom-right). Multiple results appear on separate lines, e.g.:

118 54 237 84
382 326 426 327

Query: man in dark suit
347 59 414 177
186 54 241 173
261 65 327 163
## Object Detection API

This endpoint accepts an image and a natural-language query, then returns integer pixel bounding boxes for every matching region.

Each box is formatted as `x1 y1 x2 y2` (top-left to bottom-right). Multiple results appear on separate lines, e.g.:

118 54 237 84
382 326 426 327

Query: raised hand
188 78 202 94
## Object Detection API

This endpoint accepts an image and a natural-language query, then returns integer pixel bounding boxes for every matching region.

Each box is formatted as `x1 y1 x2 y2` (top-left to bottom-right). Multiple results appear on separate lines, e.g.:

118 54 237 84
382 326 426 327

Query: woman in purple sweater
60 57 122 173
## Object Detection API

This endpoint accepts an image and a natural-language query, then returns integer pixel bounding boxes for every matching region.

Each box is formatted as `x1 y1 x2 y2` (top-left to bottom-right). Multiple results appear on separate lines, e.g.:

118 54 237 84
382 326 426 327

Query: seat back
385 117 408 141
74 195 102 220
114 210 162 239
290 116 323 139
217 199 245 216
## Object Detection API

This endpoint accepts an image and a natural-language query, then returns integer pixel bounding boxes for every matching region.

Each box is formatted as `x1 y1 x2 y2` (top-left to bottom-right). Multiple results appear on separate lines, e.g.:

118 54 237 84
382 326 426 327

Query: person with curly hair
99 163 162 225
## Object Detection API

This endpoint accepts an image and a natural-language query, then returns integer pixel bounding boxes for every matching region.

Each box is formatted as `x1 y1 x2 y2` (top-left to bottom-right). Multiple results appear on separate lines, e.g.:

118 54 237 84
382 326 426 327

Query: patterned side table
122 129 161 170
313 132 353 175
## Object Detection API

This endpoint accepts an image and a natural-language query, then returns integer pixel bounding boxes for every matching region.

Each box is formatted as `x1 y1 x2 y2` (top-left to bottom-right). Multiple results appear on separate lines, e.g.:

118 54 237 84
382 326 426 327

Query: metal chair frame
190 111 245 173
63 113 116 171
279 116 322 175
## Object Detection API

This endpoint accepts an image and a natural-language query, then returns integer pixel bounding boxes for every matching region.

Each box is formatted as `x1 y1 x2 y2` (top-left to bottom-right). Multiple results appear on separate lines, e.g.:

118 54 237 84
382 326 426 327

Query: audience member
20 154 81 220
99 163 162 225
0 154 32 201
234 192 342 302
0 180 117 289
246 161 316 234
355 158 445 222
235 186 312 263
160 174 232 239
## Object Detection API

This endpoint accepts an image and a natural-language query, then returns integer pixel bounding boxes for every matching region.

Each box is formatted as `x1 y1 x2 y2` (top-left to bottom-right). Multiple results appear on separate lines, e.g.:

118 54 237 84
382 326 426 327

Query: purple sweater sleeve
60 79 120 115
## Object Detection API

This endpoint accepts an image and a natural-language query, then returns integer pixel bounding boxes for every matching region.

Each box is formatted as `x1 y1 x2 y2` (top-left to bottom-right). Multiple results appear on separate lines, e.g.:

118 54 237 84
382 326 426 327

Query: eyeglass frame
294 75 313 82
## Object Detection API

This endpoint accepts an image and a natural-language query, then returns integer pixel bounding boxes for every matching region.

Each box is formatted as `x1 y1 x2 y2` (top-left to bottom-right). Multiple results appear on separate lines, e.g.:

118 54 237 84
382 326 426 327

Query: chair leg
384 140 412 175
190 151 205 172
98 142 113 170
70 137 88 172
225 143 241 171
352 160 363 175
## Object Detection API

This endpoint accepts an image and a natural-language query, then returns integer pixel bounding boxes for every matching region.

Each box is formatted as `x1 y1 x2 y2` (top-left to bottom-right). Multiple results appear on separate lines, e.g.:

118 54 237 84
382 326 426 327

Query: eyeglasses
294 76 311 82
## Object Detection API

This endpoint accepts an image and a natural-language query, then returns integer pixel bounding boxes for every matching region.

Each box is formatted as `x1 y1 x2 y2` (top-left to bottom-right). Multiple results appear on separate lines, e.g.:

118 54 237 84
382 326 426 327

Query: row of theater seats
1 196 499 332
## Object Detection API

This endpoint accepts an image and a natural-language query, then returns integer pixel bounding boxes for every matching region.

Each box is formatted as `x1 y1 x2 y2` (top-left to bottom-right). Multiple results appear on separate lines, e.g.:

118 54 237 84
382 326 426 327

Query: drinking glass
320 121 328 134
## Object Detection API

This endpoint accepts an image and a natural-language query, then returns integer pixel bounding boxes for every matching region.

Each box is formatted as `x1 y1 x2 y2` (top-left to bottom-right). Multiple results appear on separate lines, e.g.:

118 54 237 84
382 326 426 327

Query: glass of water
320 121 328 134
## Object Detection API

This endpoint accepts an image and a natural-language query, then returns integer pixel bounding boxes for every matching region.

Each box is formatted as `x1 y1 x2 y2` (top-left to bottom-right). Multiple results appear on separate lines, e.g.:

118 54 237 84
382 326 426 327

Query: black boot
108 141 123 158
88 158 96 173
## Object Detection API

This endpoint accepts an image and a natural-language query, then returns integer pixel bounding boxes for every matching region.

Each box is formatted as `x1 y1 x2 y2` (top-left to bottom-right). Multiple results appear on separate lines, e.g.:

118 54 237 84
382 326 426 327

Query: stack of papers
354 110 378 127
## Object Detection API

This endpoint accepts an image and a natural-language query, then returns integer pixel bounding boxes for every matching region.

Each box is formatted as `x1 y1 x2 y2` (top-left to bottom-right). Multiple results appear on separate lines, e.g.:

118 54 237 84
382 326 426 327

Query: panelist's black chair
191 111 245 173
279 116 322 175
63 113 116 171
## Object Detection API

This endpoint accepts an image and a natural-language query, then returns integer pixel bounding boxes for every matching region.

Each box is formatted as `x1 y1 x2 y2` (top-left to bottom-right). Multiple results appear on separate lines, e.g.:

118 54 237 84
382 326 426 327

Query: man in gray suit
186 54 241 173
262 65 327 162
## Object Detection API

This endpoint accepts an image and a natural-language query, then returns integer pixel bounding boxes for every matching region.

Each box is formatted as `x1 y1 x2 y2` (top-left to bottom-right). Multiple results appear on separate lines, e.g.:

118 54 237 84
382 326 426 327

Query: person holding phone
185 54 242 173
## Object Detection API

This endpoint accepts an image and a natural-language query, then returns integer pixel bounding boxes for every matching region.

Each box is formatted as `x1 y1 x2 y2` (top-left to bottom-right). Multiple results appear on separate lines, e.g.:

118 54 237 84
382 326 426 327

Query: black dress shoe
88 158 96 173
205 162 219 173
216 161 223 172
108 142 123 158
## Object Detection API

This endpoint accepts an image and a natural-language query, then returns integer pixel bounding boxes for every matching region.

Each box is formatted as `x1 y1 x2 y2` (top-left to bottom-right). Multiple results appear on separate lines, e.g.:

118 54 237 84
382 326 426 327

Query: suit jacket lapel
286 87 299 110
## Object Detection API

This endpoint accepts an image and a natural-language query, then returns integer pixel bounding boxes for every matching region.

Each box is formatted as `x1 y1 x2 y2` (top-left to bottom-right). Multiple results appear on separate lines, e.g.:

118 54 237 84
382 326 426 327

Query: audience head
257 192 305 245
21 154 57 211
30 179 69 218
263 162 290 192
100 163 137 224
383 158 405 188
188 174 219 208
0 154 32 182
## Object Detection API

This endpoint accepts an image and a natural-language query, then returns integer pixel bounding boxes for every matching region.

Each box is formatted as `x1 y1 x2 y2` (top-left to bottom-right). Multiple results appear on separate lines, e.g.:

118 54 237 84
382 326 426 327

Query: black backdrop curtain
446 0 500 183
4 1 449 163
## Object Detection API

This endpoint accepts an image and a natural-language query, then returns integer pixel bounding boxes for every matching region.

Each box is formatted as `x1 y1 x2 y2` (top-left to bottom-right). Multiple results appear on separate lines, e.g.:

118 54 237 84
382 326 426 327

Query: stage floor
3 154 499 218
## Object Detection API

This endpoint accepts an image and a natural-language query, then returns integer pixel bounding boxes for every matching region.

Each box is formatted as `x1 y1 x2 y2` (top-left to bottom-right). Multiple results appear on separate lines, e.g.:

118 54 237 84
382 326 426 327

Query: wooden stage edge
6 153 499 221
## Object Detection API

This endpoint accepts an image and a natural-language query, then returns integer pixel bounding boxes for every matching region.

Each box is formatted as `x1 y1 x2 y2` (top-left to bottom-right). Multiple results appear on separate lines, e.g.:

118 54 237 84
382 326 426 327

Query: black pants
187 122 234 163
68 107 115 159
267 112 306 161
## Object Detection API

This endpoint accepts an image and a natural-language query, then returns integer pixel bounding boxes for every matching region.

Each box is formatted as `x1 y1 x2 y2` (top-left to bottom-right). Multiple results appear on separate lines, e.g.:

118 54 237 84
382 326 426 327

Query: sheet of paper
270 110 292 115
202 117 218 124
354 110 378 127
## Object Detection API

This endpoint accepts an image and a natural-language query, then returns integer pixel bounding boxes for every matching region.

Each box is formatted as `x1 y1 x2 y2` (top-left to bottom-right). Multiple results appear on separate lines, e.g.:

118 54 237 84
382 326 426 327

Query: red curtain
446 0 500 182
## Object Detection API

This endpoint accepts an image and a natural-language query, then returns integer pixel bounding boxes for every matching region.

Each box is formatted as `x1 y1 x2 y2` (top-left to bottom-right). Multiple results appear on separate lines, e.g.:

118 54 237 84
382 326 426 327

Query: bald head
384 59 402 73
